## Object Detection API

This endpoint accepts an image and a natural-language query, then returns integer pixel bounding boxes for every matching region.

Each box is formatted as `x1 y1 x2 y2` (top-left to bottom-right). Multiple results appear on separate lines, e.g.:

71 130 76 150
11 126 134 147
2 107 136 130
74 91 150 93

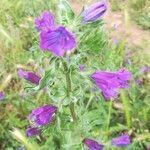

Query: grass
109 0 150 30
129 0 150 29
109 0 123 11
132 7 150 30
0 0 150 149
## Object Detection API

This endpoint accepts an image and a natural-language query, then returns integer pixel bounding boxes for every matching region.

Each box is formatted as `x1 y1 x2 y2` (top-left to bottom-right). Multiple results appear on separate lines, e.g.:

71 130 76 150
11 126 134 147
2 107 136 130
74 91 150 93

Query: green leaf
57 0 75 25
78 21 107 54
120 90 132 128
38 70 52 90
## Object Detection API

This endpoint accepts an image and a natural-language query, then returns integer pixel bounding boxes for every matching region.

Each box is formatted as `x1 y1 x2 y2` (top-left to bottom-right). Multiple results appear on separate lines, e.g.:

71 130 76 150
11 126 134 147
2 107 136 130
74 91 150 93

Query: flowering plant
7 0 149 150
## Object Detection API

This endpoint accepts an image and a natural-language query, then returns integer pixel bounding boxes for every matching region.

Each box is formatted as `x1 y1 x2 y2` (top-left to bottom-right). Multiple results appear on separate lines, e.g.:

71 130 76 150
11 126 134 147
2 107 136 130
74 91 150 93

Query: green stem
86 94 93 110
120 90 131 128
106 100 112 133
62 59 77 122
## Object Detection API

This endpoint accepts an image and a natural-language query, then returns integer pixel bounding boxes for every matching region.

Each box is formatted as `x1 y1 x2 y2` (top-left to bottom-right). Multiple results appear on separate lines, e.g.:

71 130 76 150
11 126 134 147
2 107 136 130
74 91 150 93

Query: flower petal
91 69 131 100
83 138 103 150
18 69 41 85
35 11 55 32
82 1 107 22
112 134 130 147
26 127 40 137
40 26 76 57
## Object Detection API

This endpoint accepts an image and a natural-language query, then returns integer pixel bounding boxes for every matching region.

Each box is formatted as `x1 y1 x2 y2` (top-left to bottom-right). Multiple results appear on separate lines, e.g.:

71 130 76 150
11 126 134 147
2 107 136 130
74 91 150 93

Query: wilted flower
91 69 131 100
83 138 103 150
82 1 107 23
18 69 41 85
0 91 5 101
79 64 85 71
35 11 55 32
28 105 57 126
112 134 130 147
26 127 40 137
40 26 76 57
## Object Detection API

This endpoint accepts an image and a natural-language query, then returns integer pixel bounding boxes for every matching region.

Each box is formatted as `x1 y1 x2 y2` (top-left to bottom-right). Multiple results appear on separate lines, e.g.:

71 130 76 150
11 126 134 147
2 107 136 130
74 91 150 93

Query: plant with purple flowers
11 1 133 149
4 0 149 150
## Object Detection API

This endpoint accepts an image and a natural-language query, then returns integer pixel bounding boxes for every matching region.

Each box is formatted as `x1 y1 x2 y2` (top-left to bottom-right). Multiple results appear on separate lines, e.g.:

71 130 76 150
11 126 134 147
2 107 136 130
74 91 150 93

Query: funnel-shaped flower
18 69 41 85
40 26 76 57
112 134 130 147
28 105 57 126
26 127 40 137
91 69 131 100
82 1 107 22
83 138 103 150
35 11 55 32
0 91 5 101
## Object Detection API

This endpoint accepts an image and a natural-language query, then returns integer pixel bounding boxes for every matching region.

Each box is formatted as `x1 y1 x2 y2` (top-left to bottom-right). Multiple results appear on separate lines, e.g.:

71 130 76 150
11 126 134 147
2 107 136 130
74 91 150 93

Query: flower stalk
62 59 77 122
106 100 113 133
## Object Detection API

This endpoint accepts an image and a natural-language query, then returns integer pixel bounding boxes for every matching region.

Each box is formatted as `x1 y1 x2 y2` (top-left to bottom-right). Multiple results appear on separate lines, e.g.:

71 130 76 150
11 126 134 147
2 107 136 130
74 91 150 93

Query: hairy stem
120 90 131 128
106 100 112 133
62 59 77 122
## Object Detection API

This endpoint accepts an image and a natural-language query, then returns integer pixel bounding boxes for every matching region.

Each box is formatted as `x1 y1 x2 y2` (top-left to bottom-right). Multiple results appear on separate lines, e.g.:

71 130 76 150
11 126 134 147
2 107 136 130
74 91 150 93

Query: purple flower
26 127 40 137
91 69 131 100
28 105 57 126
40 26 76 57
79 64 85 71
0 91 5 101
139 66 149 74
18 69 41 85
112 23 119 30
82 1 107 23
83 138 103 150
112 134 130 147
112 38 119 45
135 79 142 85
35 11 55 32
